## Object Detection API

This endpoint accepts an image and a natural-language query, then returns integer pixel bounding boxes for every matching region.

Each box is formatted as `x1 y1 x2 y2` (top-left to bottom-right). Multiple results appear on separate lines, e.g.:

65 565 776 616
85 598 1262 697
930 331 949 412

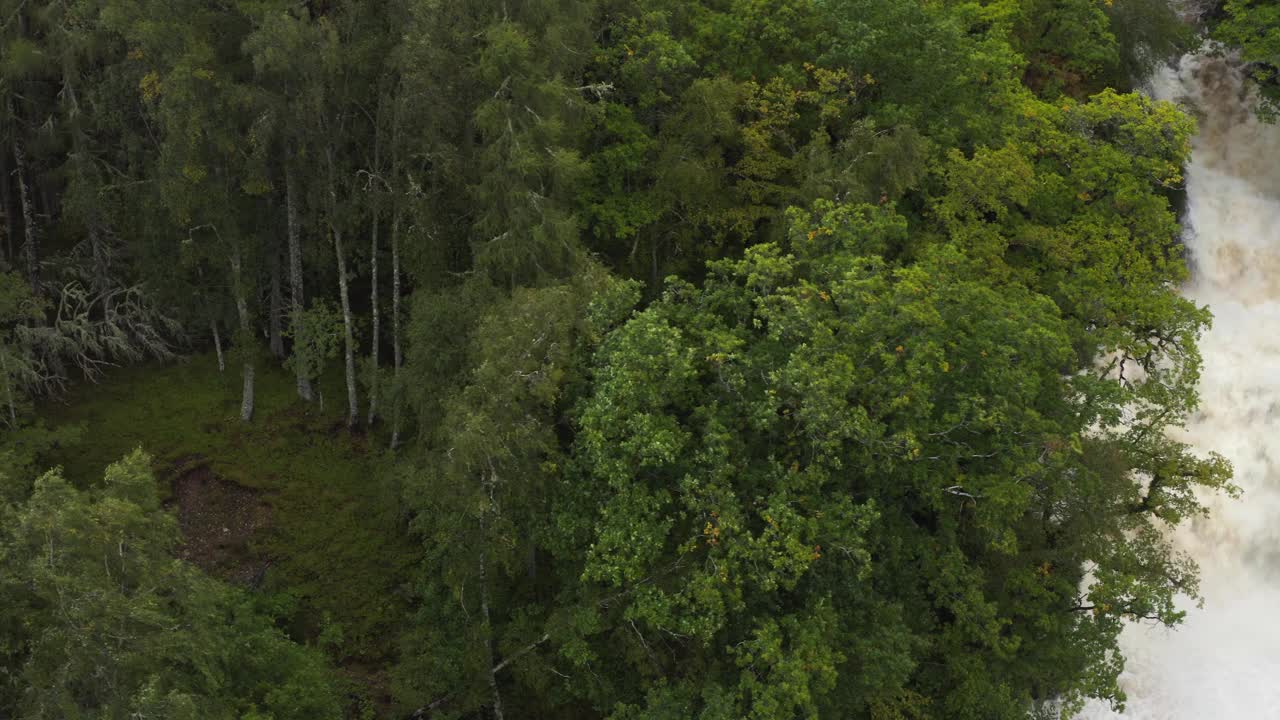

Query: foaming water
1078 55 1280 719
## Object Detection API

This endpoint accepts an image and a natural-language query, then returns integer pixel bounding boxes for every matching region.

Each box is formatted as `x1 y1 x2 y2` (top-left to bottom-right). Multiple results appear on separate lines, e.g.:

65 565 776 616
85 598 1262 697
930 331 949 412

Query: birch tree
104 0 265 420
242 5 324 402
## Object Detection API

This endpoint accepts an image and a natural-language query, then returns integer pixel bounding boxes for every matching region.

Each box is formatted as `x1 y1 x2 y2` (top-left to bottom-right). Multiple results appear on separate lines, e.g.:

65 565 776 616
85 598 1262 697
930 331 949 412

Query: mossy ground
40 353 415 707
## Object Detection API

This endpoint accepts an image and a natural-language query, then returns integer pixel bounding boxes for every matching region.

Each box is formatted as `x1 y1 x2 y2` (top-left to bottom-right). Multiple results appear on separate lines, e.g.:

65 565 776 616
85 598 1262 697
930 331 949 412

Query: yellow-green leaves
564 196 1093 717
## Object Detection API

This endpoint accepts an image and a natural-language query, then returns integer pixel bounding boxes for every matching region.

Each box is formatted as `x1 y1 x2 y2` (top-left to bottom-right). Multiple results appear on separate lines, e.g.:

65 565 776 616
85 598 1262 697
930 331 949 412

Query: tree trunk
230 249 254 422
11 123 39 296
367 204 380 426
39 180 55 227
326 146 359 428
1 351 16 428
212 319 225 372
387 87 405 449
88 221 111 319
241 361 255 422
334 226 358 428
479 511 505 720
64 72 112 316
286 164 315 402
367 94 386 427
390 210 403 450
269 244 285 359
1 149 13 268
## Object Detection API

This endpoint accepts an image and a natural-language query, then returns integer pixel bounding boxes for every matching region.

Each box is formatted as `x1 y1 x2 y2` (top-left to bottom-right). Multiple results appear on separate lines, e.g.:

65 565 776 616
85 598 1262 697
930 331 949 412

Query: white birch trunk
334 225 358 428
367 197 380 426
367 92 388 427
326 146 359 427
212 319 225 372
390 210 403 449
230 249 254 422
1 350 16 427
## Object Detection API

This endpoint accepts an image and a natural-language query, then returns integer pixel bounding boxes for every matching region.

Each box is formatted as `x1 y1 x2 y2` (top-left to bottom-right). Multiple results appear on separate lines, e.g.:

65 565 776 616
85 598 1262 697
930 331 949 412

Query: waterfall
1078 53 1280 718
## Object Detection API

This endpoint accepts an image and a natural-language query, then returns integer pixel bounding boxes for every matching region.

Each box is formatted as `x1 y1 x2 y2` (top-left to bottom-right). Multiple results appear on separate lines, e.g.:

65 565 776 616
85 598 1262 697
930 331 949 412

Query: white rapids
1077 54 1280 719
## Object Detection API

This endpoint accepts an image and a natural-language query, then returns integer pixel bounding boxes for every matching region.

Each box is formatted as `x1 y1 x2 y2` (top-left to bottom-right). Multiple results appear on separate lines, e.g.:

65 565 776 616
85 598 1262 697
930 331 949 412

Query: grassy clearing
40 353 416 680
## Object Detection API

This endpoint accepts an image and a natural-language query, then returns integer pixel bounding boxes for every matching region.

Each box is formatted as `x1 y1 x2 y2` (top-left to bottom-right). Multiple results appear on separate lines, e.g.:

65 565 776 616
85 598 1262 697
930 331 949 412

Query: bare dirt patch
169 459 272 585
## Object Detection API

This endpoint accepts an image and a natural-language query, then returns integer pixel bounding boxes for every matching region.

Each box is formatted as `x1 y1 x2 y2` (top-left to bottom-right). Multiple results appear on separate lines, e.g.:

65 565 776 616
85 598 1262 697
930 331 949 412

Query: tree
1105 0 1198 87
0 0 1252 716
0 272 44 427
931 87 1206 442
552 197 1233 718
284 300 343 410
0 451 342 718
409 0 597 288
397 264 640 718
1215 0 1280 116
240 1 329 402
103 0 266 421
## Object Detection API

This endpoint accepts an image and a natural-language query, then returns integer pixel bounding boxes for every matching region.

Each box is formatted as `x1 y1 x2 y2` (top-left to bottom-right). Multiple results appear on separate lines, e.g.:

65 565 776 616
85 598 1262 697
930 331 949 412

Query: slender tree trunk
1 149 13 268
88 221 112 320
230 249 254 422
39 182 54 226
199 263 225 373
327 146 359 428
479 509 505 720
212 319 225 372
390 210 403 449
88 221 108 293
333 227 357 428
1 351 16 427
387 86 406 449
367 203 380 426
241 362 255 421
367 94 385 427
64 71 112 314
285 164 314 402
11 122 39 296
269 245 285 359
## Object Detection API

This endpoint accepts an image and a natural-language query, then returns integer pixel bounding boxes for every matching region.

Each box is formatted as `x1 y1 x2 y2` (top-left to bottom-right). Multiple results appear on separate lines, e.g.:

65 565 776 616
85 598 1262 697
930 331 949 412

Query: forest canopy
0 0 1255 718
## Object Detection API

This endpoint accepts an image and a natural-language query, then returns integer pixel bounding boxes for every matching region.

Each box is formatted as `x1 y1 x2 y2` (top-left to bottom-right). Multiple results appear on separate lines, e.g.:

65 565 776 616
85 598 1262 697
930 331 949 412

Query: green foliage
553 192 1231 718
39 356 417 686
931 86 1205 429
0 273 45 427
396 264 641 715
285 301 344 393
0 451 342 719
0 0 1248 717
1010 0 1120 96
1215 0 1280 116
1105 0 1199 85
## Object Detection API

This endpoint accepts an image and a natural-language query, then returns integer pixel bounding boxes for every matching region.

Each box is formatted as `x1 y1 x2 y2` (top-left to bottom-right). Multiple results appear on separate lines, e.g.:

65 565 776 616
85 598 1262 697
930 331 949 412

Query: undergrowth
40 353 415 708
